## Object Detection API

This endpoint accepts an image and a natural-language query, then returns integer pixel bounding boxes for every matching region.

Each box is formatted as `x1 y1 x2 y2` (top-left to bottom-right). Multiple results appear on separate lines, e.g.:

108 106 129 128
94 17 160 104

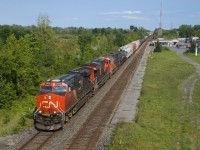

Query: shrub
3 115 10 124
19 115 26 126
154 39 162 52
189 41 196 53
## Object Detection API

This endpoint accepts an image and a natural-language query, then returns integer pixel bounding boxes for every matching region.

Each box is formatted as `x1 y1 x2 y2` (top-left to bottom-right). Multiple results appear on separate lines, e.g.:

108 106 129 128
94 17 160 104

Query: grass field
109 49 199 149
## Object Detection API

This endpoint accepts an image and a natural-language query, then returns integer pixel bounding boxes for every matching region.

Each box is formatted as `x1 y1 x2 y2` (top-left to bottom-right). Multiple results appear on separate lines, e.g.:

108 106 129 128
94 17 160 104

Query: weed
19 115 26 126
3 114 10 124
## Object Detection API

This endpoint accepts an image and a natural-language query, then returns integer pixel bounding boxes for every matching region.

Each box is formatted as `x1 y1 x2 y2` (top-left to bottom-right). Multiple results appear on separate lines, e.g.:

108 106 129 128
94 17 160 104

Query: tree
37 14 51 28
114 32 127 47
0 25 11 43
78 33 93 64
0 34 40 108
188 40 196 53
136 27 147 38
162 29 178 39
178 25 193 37
33 14 57 78
130 25 138 31
0 35 17 108
193 25 200 31
53 39 79 75
154 39 162 52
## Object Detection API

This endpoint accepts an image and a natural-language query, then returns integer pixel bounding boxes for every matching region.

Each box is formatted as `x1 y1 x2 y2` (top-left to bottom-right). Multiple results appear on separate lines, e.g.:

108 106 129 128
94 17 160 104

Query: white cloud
122 15 144 20
99 10 142 15
99 10 143 20
72 17 79 21
122 11 142 14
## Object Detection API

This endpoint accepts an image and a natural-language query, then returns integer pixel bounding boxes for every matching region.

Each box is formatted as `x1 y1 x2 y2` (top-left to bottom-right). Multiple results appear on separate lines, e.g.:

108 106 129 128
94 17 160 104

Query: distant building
152 38 191 48
152 39 173 46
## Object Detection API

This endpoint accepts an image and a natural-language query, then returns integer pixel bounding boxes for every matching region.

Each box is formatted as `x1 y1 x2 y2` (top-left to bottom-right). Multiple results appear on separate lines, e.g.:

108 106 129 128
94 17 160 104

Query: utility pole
195 43 198 56
158 1 163 37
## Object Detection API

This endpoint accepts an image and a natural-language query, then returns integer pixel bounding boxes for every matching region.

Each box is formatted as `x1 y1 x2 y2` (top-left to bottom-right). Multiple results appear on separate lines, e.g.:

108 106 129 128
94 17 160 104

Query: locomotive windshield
54 86 66 92
40 85 67 93
41 86 52 91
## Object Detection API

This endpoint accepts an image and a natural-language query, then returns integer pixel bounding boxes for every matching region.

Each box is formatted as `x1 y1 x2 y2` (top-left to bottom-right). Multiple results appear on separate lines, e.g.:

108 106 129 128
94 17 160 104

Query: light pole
195 43 198 56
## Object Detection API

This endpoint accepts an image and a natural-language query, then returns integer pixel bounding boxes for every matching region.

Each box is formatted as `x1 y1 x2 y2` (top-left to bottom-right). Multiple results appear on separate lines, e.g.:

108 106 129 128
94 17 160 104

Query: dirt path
172 48 200 150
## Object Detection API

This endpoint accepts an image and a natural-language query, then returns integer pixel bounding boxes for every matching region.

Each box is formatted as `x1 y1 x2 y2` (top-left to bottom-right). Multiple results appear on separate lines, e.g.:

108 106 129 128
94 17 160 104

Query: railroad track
19 131 55 150
67 42 148 150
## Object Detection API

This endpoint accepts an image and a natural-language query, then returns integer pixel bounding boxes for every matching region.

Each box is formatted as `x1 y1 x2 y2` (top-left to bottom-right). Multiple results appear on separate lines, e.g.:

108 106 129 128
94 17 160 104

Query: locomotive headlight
53 111 57 114
48 95 52 100
38 110 42 114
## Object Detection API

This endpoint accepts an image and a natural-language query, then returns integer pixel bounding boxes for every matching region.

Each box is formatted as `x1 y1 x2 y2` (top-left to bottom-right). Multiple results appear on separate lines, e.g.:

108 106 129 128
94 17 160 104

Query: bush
3 115 10 124
154 39 162 52
189 41 196 53
19 115 26 126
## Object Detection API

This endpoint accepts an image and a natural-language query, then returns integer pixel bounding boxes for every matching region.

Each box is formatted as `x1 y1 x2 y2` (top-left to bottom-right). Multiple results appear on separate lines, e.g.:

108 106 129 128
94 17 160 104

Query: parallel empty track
19 131 54 150
67 42 148 150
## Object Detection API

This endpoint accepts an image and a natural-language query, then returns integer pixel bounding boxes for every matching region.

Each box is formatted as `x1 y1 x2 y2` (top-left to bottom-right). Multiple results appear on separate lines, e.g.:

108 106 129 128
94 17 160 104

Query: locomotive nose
43 94 52 100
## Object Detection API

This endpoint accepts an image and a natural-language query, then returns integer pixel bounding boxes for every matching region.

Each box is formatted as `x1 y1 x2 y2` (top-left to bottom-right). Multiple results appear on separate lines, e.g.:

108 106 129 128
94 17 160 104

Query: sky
0 0 200 31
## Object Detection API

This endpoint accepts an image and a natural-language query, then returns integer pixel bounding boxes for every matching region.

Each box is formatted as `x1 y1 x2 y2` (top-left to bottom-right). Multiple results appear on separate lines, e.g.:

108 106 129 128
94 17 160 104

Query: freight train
34 37 147 130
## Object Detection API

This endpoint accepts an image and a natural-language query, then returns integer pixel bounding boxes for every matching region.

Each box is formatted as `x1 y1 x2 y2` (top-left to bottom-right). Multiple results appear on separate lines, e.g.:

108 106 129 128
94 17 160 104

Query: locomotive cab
103 55 117 75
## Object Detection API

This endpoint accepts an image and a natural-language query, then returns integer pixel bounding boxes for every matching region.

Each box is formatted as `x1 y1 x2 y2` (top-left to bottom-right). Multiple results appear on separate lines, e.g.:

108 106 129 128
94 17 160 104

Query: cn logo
41 101 59 108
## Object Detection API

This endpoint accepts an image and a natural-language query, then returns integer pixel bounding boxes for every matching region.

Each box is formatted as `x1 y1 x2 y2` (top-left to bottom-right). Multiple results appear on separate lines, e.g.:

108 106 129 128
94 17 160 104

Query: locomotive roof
105 52 118 58
107 52 118 55
82 62 101 69
48 74 76 82
92 58 106 66
68 67 93 76
94 57 105 62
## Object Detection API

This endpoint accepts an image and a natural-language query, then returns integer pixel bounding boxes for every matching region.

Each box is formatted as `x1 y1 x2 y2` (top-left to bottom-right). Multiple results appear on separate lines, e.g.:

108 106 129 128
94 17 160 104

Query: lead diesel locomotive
34 38 145 130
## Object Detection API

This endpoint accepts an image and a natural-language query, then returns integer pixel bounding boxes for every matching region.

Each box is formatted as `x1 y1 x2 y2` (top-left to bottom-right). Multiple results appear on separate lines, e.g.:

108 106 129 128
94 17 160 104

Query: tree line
155 24 200 39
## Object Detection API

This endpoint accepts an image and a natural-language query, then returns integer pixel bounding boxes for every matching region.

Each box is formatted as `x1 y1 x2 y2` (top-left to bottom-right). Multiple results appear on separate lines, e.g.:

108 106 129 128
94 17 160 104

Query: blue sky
0 0 199 30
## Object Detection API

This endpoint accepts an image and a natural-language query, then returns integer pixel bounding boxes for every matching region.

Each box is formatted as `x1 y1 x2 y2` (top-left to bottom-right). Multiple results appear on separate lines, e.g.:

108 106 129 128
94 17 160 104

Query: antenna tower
158 1 163 36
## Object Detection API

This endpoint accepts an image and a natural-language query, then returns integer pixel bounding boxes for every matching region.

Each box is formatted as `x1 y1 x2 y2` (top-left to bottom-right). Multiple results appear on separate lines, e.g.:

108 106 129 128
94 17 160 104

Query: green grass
184 52 200 63
0 95 35 135
191 80 200 148
109 50 196 150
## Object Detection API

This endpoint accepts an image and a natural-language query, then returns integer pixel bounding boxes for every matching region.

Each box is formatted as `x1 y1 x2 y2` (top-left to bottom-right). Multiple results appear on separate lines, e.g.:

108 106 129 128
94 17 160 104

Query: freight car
119 38 144 59
33 37 146 131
